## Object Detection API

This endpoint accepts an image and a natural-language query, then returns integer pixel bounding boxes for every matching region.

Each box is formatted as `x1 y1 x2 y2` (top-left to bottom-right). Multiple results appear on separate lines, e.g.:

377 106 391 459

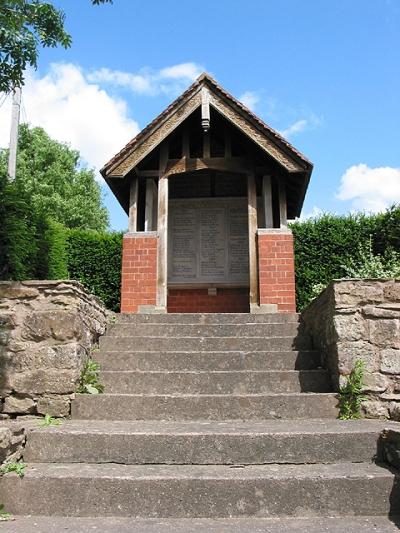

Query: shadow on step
376 435 400 526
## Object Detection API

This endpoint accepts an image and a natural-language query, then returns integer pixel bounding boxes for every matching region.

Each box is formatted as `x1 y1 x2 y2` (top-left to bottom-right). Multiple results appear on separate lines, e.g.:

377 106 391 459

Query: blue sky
1 0 399 230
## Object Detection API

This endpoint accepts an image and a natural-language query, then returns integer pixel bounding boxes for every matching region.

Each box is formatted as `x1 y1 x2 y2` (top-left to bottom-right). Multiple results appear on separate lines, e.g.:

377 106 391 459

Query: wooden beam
279 177 287 228
156 144 169 310
145 179 156 231
136 170 159 178
128 175 138 232
164 156 250 177
247 172 259 308
262 175 273 228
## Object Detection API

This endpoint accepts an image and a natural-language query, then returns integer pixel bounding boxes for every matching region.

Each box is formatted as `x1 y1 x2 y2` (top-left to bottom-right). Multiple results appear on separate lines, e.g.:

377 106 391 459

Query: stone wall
302 279 400 419
0 281 108 418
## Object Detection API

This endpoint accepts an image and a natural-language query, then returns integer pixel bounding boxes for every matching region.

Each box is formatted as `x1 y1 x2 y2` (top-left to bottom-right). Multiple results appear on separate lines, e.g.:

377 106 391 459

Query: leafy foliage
77 359 104 394
0 125 109 231
39 413 62 427
66 230 123 311
339 360 366 420
342 236 400 279
0 461 26 478
0 0 112 92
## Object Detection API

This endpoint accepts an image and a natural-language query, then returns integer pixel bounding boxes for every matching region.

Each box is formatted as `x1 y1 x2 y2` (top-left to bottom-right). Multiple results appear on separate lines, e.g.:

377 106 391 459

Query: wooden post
145 179 156 231
203 132 210 158
279 178 287 228
128 175 138 232
247 172 259 309
156 144 169 310
262 175 273 228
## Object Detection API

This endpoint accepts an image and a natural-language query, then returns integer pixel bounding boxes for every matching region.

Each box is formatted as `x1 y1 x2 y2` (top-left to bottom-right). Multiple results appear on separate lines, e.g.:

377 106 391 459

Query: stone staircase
1 313 399 525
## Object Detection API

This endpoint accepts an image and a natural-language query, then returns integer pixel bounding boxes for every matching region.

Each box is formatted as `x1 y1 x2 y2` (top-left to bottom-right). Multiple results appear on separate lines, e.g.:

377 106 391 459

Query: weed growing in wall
77 359 104 394
339 360 366 420
0 461 26 478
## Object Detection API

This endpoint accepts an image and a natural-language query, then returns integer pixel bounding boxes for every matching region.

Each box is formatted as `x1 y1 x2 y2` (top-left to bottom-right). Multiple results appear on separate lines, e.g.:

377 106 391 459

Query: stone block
23 311 84 342
381 349 400 374
389 402 400 421
0 284 39 299
337 340 378 374
334 282 384 308
362 372 389 393
8 344 84 372
7 369 79 395
369 319 400 348
37 396 70 417
3 396 36 415
334 313 366 342
361 400 389 419
384 283 400 302
362 305 400 319
0 427 12 463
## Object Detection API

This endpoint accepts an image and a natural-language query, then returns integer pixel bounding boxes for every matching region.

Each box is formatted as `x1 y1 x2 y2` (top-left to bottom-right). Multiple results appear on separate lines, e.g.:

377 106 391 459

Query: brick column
257 229 296 313
120 232 158 313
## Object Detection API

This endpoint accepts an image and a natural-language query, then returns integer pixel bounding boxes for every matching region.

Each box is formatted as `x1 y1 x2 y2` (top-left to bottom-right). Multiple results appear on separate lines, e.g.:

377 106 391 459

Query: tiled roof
101 73 312 177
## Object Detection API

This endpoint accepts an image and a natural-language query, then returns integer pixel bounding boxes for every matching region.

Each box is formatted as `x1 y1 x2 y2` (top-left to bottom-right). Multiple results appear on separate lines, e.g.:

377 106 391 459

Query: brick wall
121 233 158 313
168 288 249 313
258 229 296 313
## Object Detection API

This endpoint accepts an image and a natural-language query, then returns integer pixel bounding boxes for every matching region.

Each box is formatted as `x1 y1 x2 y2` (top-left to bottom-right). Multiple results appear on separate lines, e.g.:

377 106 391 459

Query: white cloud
297 206 325 220
88 62 204 97
280 114 322 139
0 63 139 172
337 163 400 213
239 91 260 112
280 119 308 138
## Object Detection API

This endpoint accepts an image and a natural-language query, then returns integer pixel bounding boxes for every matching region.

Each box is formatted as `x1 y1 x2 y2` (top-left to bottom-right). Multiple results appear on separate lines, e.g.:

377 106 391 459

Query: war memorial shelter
101 74 313 314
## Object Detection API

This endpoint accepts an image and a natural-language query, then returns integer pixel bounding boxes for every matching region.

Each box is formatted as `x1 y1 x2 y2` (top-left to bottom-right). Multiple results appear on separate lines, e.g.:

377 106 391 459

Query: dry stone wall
302 279 400 419
0 281 108 418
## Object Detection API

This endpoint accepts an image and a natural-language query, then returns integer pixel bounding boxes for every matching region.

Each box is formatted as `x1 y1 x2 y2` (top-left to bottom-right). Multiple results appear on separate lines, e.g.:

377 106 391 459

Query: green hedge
66 230 123 312
290 205 400 310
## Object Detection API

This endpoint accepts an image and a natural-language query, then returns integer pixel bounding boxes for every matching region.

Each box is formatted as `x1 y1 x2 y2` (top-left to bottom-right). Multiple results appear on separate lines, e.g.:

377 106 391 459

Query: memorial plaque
168 198 249 285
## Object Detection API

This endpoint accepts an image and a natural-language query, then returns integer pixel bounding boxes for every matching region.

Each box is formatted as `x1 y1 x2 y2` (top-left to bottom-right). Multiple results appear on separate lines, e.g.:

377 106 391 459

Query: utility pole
7 86 22 181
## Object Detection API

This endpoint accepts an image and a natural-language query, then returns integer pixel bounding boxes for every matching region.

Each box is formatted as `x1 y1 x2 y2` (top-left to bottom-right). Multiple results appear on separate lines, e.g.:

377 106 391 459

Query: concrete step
99 336 311 352
100 370 331 394
106 323 303 338
23 419 392 465
3 516 400 533
71 393 338 420
1 462 397 517
115 313 300 324
94 350 322 372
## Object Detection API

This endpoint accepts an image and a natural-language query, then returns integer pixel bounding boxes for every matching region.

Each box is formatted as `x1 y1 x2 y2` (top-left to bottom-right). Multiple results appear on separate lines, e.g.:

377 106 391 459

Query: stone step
23 419 391 465
99 336 310 352
94 350 322 372
115 313 300 324
106 322 303 339
100 370 331 394
1 462 397 517
71 393 338 420
2 516 400 532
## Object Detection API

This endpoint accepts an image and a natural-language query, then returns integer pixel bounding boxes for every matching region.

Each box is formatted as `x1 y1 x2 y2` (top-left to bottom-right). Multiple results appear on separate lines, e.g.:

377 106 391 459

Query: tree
0 0 112 93
0 124 109 231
